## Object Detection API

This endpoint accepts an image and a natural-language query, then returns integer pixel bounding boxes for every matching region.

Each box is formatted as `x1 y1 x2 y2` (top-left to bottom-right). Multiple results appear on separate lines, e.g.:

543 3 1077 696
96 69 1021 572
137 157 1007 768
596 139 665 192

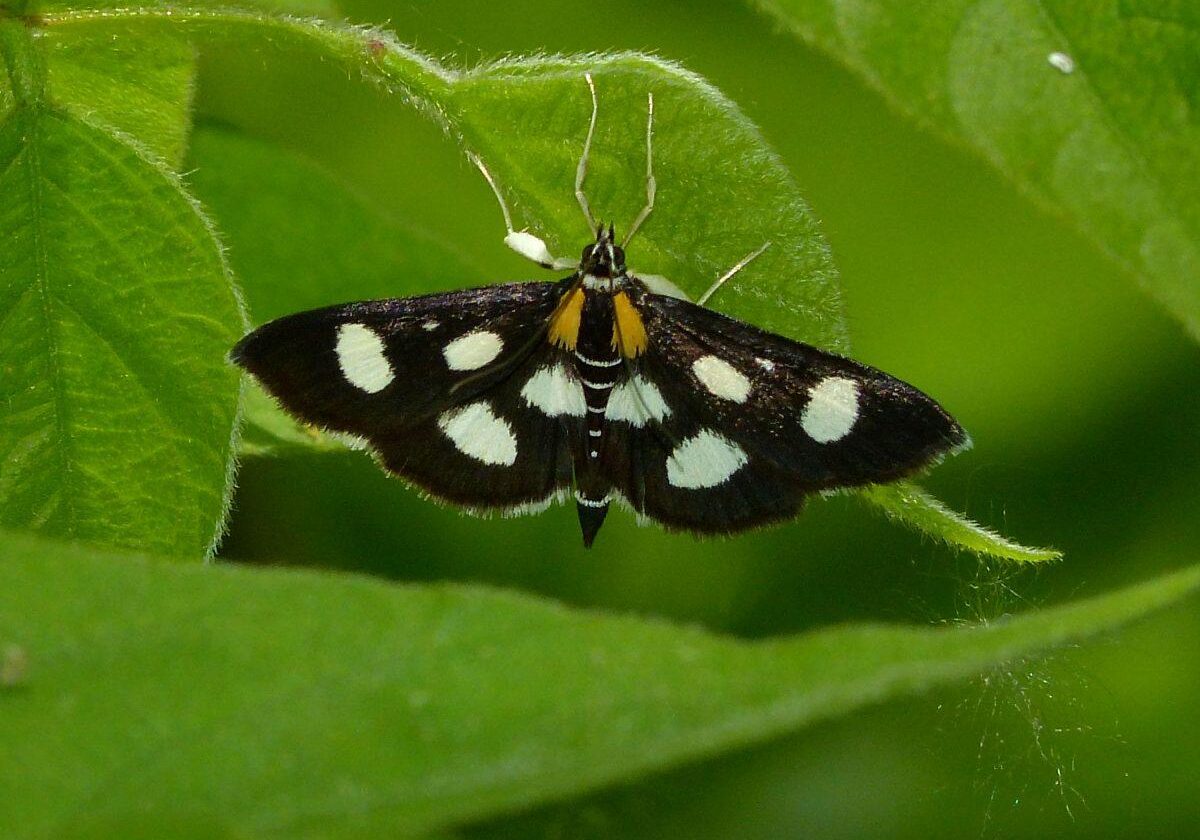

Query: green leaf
31 6 1044 559
861 481 1062 564
749 0 1200 341
0 21 243 557
42 22 197 166
23 0 339 14
185 123 488 320
1 528 1196 837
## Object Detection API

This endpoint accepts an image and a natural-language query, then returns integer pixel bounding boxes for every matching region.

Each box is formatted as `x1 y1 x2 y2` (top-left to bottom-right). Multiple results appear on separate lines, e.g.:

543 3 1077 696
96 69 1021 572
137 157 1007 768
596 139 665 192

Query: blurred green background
201 1 1200 836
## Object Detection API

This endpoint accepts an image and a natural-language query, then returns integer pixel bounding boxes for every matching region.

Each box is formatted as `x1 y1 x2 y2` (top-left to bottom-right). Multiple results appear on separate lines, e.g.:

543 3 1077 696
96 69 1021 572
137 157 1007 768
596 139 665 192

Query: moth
232 74 967 547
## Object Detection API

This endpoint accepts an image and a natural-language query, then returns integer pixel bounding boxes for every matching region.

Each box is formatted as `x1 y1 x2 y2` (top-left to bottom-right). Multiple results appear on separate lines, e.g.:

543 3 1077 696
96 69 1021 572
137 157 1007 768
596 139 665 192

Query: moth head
581 223 626 278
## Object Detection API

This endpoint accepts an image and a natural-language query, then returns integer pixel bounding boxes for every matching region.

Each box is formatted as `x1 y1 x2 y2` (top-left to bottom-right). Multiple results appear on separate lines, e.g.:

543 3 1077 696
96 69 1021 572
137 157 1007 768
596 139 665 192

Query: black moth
231 75 967 548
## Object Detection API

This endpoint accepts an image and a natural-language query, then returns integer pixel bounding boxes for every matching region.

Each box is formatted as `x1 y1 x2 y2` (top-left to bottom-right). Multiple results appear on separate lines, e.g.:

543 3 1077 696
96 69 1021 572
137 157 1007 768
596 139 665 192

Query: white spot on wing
666 429 748 489
756 357 775 372
606 375 670 427
505 231 555 265
801 376 860 443
693 355 751 403
443 330 503 371
437 402 518 466
521 364 586 417
1047 51 1075 74
335 323 394 393
422 320 440 332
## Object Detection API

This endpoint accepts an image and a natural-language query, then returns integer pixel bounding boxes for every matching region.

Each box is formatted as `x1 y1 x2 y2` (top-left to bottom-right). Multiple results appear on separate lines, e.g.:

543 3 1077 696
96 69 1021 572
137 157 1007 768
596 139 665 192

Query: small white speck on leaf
2 644 28 687
1048 51 1075 74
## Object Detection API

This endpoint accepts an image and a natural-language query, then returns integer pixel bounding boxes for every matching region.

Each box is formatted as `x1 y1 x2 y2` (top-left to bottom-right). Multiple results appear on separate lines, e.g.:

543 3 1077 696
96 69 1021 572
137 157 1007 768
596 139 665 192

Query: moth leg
622 91 657 247
636 273 690 301
575 72 600 234
697 241 772 306
468 151 576 271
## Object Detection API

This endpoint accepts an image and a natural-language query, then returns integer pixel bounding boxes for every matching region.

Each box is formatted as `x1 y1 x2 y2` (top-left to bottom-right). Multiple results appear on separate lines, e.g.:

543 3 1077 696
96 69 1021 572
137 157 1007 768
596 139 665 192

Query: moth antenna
697 241 772 306
469 151 576 271
576 73 599 234
623 90 656 248
468 151 515 233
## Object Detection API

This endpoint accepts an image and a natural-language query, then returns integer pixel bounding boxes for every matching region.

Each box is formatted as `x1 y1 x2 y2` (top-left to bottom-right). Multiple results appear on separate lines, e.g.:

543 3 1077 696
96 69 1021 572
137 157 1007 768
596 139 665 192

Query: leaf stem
0 16 45 106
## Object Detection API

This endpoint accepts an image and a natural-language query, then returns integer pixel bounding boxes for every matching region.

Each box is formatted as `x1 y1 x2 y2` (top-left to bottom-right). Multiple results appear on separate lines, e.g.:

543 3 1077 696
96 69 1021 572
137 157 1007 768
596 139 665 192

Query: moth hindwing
232 74 967 547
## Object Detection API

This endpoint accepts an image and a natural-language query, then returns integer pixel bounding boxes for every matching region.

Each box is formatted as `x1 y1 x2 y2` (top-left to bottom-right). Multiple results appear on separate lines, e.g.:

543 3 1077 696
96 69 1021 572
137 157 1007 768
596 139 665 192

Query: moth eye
612 246 626 265
581 244 595 261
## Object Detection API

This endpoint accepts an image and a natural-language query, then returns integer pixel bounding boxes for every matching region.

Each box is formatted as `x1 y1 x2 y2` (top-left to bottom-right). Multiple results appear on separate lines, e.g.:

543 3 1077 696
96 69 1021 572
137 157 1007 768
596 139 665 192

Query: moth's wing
600 285 967 534
599 368 814 534
231 281 580 512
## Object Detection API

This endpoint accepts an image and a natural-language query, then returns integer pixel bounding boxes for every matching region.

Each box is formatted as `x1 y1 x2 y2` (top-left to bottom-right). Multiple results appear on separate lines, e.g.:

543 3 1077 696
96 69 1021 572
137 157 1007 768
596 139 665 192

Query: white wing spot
335 323 394 393
693 355 751 403
666 429 748 489
801 376 860 443
521 364 586 417
443 330 503 371
422 320 440 332
437 402 517 466
756 357 775 372
606 375 670 427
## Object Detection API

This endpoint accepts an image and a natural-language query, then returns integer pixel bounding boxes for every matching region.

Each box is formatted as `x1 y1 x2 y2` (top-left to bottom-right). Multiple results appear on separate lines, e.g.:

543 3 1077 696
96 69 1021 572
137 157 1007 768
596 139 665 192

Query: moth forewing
231 281 584 513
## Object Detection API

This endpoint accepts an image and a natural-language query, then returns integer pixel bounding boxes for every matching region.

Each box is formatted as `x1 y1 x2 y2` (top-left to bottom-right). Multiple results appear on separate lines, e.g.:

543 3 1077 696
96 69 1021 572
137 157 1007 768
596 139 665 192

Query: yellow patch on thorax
548 285 585 350
611 291 648 358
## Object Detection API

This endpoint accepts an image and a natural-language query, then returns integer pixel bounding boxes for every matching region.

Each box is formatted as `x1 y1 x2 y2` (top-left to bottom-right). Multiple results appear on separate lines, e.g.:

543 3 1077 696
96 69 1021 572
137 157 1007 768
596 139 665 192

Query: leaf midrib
22 105 79 533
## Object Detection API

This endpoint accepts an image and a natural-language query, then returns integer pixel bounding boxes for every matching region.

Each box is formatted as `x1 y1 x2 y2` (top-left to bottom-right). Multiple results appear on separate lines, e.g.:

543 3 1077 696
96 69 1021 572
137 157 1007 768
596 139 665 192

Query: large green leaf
0 20 242 558
750 0 1200 340
0 529 1195 837
25 5 1054 560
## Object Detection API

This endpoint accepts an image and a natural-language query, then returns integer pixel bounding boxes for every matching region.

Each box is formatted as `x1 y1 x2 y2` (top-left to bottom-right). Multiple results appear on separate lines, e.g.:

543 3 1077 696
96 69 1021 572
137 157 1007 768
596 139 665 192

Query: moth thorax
581 273 615 291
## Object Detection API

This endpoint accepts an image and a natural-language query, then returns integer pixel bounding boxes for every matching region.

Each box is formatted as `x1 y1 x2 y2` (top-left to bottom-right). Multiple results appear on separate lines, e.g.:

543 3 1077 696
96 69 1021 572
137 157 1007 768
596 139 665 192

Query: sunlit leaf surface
751 0 1200 340
1 529 1193 837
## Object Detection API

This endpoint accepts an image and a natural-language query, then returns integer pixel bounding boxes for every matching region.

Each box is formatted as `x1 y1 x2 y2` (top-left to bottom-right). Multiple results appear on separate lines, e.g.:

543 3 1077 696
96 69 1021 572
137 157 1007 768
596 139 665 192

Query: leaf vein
22 109 80 533
52 296 196 440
